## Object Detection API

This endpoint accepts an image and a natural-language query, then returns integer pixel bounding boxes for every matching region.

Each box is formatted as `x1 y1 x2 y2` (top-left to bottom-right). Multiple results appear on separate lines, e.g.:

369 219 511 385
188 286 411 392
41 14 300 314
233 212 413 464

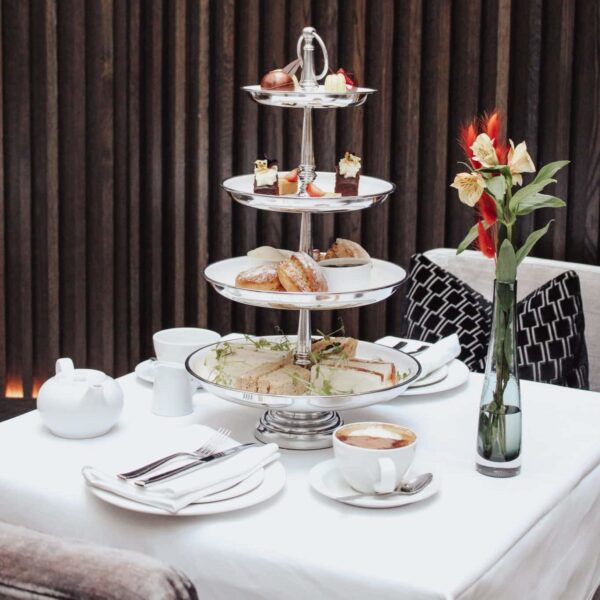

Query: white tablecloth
0 373 599 600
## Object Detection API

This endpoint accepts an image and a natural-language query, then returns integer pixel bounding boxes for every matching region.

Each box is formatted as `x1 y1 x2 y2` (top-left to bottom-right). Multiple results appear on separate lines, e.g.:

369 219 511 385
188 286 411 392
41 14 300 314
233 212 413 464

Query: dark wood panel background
1 0 599 399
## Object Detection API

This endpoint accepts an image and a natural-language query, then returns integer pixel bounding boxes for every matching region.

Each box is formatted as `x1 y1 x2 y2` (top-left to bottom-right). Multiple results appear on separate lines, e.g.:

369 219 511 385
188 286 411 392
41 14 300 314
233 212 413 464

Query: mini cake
260 69 296 91
254 158 279 195
335 152 361 196
324 72 346 93
278 168 298 195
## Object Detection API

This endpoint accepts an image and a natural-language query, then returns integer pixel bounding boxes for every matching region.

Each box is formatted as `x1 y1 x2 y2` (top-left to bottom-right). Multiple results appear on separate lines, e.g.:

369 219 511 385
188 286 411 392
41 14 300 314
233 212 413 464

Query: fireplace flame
5 378 24 398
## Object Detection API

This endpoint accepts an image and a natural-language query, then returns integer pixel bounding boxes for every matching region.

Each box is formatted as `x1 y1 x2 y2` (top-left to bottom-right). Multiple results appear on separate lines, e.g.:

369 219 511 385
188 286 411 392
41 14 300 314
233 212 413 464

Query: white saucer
135 359 203 389
409 364 449 388
309 460 440 508
88 461 286 516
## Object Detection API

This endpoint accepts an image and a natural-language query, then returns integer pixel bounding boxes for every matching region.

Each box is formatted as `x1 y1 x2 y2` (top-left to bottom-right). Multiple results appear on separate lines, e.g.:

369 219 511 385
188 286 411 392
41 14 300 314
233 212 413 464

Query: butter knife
134 442 256 487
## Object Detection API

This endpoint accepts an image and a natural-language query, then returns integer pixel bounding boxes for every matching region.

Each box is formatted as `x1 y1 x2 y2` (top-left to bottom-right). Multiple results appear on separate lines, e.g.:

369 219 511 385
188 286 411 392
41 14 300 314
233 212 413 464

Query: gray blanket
0 521 198 599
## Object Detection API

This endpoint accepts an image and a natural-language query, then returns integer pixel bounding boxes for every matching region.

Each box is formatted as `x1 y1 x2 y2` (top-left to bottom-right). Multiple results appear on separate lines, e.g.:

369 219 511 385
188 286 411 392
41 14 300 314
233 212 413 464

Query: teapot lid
55 358 106 385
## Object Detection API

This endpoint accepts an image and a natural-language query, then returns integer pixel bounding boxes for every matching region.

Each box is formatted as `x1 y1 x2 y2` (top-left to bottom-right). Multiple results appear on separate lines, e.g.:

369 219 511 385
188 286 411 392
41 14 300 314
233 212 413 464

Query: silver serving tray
204 257 406 311
242 85 376 109
222 172 395 214
185 337 422 412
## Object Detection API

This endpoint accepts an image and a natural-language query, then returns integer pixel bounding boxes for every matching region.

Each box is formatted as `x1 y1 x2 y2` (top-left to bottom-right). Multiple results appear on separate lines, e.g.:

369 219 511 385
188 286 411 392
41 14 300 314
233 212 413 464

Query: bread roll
324 238 370 260
277 252 328 293
235 264 284 291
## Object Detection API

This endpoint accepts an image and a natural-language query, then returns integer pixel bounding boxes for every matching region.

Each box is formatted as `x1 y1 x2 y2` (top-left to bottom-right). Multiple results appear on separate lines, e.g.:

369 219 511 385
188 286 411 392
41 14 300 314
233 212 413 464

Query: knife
134 442 257 487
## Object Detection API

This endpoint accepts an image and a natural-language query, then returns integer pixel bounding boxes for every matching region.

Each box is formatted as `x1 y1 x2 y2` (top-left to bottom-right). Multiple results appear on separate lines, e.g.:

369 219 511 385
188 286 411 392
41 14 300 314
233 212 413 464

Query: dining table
0 364 599 600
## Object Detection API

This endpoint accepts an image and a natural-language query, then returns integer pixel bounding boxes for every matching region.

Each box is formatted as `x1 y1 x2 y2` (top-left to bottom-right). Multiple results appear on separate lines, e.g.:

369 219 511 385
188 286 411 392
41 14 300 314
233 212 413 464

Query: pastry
324 238 370 260
277 252 328 293
260 69 296 91
311 337 358 361
324 72 346 93
306 183 341 198
278 168 298 195
203 341 292 391
247 246 293 263
337 68 357 89
257 364 310 395
254 158 279 194
235 264 284 291
335 152 361 195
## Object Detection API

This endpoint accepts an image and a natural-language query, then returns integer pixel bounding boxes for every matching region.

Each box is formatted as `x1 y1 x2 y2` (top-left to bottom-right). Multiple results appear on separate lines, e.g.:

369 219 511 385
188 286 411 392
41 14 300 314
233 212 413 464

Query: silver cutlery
407 344 429 355
118 427 231 480
336 472 433 502
134 442 257 487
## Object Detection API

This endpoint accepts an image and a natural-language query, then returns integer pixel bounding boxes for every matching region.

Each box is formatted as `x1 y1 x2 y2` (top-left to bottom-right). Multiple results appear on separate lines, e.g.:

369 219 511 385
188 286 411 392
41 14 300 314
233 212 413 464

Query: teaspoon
336 472 433 502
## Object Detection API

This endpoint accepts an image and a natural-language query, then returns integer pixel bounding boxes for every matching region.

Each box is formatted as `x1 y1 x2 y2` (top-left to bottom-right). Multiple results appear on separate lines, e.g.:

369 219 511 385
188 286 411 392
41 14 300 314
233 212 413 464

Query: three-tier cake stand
187 27 420 450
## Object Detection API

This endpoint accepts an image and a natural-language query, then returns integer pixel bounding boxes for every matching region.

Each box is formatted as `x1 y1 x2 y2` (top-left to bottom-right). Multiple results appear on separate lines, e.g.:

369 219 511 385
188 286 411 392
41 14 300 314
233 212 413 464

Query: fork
117 427 231 480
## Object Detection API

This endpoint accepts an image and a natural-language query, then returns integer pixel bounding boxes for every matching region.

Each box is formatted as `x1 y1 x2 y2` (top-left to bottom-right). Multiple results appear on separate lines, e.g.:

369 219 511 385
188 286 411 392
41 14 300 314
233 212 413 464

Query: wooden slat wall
1 0 599 397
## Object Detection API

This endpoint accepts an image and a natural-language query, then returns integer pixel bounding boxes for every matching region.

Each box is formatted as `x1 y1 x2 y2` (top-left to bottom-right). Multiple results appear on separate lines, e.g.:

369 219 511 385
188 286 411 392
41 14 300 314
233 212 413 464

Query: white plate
222 171 394 214
88 461 286 517
310 459 440 508
135 359 203 389
409 364 449 388
376 339 470 396
403 359 469 396
205 257 406 311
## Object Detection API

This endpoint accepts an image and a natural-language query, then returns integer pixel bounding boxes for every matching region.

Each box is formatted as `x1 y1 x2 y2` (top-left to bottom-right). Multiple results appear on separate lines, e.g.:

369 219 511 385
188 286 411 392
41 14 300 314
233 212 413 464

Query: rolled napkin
413 334 461 380
82 442 280 514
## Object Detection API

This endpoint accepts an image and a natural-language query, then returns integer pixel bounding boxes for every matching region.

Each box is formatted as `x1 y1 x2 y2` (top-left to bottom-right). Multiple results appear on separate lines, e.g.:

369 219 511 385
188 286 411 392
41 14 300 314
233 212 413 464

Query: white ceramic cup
152 361 194 417
153 327 220 364
333 422 417 494
319 258 372 292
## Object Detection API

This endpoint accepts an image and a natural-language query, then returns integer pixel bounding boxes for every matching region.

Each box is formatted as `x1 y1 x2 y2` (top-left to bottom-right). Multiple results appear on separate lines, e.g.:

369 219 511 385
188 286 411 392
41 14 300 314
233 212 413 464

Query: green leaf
476 166 512 176
515 221 554 265
532 160 570 185
509 180 556 212
515 194 566 216
496 239 517 282
457 223 479 255
485 175 506 201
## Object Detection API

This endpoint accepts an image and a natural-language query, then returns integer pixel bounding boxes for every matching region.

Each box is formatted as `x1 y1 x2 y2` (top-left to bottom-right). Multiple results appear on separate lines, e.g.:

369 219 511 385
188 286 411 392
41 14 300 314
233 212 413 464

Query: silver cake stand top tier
242 85 376 109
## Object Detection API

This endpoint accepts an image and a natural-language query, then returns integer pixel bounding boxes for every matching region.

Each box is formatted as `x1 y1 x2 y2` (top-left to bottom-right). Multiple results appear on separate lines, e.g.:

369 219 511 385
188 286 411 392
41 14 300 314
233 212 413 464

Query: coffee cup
153 328 220 364
333 422 417 494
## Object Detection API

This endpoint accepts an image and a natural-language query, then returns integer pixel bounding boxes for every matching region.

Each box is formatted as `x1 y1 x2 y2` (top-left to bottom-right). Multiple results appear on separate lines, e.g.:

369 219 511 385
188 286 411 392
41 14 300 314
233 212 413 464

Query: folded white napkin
376 334 461 380
82 440 280 514
413 334 461 380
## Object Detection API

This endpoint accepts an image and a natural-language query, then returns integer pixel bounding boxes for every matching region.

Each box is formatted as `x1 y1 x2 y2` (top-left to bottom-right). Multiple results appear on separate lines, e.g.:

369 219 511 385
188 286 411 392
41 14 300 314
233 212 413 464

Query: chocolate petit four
335 152 361 196
254 158 279 195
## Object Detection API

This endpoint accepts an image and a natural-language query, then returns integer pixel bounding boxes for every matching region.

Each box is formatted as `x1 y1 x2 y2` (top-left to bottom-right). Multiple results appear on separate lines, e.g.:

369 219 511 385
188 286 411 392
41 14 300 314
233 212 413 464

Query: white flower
508 139 535 185
451 172 486 207
471 133 499 168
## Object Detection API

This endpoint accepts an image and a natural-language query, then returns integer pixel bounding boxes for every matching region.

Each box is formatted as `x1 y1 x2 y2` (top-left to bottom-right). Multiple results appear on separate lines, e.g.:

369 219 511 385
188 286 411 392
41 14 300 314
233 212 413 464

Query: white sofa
424 249 600 392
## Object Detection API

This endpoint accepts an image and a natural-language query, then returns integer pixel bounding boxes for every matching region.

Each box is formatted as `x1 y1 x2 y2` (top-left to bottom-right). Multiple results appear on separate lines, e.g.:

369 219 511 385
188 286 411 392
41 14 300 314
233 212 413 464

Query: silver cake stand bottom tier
255 410 343 450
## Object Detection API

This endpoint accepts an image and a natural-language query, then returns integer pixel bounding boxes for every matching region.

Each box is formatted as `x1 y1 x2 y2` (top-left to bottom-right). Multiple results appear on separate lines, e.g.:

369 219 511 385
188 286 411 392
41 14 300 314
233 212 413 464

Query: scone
235 264 284 291
324 238 370 260
277 252 328 293
256 364 310 395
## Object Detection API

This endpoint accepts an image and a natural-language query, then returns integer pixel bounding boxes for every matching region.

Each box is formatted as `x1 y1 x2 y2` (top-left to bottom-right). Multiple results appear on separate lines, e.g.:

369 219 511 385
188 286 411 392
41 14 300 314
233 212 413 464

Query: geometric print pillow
399 254 589 390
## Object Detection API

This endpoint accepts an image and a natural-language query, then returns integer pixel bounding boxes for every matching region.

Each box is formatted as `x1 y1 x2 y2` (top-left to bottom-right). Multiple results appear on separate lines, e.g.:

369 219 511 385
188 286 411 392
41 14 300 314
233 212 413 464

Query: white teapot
37 358 124 439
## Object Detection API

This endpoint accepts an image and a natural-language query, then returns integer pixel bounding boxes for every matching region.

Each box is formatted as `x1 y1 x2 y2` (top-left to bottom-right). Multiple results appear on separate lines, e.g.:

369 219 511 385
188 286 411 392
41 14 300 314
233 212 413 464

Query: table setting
0 23 599 600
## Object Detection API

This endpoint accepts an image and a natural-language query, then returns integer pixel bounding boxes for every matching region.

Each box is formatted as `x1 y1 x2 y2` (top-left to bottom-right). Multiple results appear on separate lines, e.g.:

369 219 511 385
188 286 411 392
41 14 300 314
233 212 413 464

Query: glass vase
476 279 522 477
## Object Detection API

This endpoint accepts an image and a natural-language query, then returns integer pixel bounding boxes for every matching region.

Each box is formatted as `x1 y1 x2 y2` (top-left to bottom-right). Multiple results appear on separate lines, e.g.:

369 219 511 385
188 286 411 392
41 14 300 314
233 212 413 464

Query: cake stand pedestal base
255 410 343 450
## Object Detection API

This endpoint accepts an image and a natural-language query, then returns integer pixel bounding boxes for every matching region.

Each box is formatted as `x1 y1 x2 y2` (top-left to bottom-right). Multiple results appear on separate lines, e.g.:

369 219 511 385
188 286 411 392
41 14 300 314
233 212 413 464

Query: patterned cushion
400 254 589 389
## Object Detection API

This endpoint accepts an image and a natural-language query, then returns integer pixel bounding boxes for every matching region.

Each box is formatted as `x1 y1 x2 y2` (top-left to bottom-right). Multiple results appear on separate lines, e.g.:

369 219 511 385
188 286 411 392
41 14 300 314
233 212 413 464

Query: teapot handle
56 358 75 375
